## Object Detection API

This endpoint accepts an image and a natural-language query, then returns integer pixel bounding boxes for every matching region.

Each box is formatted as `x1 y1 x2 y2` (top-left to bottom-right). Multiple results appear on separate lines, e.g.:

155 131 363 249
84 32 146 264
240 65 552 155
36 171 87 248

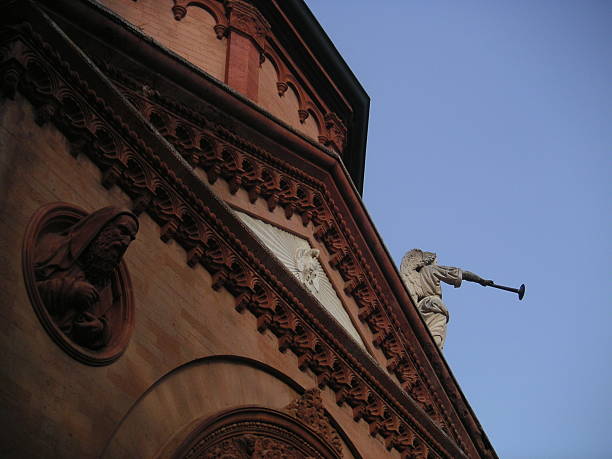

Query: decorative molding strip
167 0 343 153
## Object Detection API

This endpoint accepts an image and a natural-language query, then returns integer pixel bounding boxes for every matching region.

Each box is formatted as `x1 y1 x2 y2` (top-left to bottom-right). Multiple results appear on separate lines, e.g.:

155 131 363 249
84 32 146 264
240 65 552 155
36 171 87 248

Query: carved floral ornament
294 247 321 294
0 18 493 457
283 389 343 455
22 203 138 365
172 394 342 459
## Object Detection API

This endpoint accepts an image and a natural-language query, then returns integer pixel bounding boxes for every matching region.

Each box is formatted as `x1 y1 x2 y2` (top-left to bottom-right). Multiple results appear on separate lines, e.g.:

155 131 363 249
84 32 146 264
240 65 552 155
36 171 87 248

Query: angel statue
399 249 493 350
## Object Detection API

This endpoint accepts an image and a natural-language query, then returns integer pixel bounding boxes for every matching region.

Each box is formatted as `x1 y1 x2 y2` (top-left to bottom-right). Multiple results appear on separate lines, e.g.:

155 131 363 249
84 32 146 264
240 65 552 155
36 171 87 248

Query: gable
234 210 366 347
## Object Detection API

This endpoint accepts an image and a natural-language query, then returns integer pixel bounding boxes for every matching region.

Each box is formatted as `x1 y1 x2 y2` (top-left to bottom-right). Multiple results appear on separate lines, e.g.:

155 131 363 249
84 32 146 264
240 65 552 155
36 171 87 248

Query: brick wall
99 0 322 143
0 96 394 458
99 0 226 82
258 57 320 140
0 97 297 458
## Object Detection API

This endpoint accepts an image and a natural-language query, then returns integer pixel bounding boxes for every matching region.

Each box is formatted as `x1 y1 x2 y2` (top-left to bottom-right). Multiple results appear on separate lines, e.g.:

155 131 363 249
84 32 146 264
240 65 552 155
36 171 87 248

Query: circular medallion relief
22 202 138 366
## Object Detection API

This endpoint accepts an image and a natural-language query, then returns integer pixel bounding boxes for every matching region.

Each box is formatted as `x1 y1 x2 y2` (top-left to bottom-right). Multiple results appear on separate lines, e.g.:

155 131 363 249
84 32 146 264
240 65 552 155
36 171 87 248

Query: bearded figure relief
23 203 139 364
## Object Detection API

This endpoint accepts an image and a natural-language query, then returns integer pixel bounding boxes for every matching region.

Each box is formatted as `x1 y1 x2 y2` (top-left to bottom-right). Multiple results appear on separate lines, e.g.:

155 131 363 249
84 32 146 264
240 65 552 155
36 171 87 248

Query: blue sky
305 1 611 457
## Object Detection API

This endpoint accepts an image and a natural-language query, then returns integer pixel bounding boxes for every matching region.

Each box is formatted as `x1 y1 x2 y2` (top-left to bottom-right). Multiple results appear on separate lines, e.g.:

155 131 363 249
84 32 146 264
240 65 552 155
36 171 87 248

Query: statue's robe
403 264 462 350
34 207 137 350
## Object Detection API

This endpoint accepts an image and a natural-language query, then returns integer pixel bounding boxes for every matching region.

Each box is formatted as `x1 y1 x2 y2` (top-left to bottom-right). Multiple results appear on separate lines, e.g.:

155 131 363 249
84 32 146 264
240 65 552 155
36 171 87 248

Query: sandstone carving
23 203 138 364
284 388 343 456
295 248 321 294
173 407 341 459
400 249 493 350
199 434 305 459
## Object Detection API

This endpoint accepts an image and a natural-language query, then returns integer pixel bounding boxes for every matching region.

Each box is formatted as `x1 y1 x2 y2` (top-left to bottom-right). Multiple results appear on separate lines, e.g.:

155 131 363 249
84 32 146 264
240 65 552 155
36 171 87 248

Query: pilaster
224 0 270 101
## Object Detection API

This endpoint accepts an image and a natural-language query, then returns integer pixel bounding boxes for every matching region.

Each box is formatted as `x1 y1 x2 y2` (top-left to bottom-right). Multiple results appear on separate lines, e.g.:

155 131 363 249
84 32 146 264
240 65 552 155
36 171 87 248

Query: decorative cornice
100 61 459 440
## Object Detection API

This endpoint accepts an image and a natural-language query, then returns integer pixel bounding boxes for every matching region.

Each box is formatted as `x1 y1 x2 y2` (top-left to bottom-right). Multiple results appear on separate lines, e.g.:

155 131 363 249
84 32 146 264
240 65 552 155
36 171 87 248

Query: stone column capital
225 0 271 53
319 112 347 153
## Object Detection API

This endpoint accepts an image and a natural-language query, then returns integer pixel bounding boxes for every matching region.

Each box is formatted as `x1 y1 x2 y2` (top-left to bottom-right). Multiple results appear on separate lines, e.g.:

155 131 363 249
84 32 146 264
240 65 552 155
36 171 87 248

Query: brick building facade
0 1 496 457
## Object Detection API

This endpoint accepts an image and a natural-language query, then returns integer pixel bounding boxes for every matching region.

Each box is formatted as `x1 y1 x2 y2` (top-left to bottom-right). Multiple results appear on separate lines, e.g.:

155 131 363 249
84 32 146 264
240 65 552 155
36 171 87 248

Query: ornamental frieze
172 0 271 53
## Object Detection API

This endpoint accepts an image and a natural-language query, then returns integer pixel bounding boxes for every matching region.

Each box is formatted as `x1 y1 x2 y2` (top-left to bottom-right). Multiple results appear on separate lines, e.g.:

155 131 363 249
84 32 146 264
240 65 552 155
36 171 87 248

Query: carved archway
171 405 343 459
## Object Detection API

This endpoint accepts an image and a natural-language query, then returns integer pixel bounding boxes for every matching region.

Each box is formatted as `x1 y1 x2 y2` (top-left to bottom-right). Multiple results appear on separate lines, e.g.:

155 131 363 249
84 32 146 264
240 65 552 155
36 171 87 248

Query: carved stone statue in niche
23 203 138 365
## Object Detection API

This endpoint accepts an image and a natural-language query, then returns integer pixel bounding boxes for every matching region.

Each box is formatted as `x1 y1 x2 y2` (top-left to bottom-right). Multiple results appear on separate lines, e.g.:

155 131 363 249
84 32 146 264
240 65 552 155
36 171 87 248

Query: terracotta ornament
23 203 138 365
171 406 342 459
284 389 343 456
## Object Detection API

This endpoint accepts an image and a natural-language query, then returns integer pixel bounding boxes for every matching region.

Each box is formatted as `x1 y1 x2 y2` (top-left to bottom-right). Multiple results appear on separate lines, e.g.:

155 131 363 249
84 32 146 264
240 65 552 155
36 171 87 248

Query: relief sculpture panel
22 202 138 365
234 210 365 347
